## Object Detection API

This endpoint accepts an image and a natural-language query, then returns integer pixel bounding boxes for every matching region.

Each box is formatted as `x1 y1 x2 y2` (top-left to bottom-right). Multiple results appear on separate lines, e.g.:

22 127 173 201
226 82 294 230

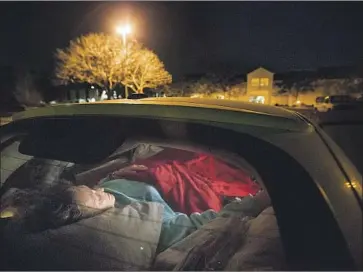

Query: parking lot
294 108 363 175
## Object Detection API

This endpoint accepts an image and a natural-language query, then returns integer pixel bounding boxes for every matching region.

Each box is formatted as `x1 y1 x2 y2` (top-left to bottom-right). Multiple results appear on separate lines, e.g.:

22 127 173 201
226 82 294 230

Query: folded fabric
153 216 246 271
158 210 218 254
153 207 283 271
173 216 252 271
119 153 261 214
224 207 286 271
219 190 271 218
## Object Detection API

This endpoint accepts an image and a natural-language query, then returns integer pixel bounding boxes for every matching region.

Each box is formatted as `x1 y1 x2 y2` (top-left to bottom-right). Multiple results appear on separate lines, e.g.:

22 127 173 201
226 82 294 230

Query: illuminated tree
55 33 172 96
122 46 172 93
277 76 316 102
55 33 124 97
316 78 363 95
227 83 246 99
188 77 222 97
162 81 193 97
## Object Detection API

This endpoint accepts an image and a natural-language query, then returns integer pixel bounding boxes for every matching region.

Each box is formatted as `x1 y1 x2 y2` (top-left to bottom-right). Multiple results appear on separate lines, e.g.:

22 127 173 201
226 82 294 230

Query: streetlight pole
122 32 128 99
116 24 131 99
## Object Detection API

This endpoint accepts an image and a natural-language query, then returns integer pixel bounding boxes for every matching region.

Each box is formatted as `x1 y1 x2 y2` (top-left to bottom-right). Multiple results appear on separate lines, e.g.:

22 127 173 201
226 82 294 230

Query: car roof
12 98 311 132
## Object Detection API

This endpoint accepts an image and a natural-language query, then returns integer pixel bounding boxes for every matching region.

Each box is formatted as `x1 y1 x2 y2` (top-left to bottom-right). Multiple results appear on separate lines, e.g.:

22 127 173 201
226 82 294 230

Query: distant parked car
314 96 325 110
314 95 354 112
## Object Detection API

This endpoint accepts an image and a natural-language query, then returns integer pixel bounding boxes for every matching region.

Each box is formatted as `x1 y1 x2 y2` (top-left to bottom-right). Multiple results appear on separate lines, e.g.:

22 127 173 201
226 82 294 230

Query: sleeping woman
1 164 270 270
1 165 270 255
97 164 270 253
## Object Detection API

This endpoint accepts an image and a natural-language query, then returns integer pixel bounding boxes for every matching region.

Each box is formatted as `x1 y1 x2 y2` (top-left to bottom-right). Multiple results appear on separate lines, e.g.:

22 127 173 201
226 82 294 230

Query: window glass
316 97 324 103
260 78 269 87
1 134 274 271
251 78 259 87
1 117 353 271
1 140 33 185
1 139 74 190
330 95 351 103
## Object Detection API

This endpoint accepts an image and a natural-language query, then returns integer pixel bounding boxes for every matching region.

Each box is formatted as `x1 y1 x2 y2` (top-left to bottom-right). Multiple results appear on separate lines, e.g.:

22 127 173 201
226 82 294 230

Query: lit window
251 78 260 87
260 78 269 86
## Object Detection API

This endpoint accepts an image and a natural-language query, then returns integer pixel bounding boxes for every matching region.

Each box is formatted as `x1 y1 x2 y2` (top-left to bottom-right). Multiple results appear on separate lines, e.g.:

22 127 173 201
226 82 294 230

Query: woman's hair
3 184 103 233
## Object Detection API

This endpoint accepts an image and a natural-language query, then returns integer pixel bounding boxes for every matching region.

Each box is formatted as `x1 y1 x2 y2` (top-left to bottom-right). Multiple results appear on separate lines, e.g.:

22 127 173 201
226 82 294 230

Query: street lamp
116 24 132 98
116 25 131 46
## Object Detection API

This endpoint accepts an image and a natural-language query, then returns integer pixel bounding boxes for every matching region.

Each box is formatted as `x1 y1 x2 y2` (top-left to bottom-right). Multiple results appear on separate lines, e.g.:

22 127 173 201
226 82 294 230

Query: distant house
178 65 362 106
246 67 274 105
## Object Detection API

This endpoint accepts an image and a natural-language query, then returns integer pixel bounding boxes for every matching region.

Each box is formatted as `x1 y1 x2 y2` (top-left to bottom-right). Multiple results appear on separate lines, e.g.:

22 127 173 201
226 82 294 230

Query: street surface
294 108 363 175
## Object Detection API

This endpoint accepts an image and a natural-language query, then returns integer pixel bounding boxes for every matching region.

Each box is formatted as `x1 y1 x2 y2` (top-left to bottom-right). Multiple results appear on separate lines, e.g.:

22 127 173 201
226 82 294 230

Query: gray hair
2 185 105 233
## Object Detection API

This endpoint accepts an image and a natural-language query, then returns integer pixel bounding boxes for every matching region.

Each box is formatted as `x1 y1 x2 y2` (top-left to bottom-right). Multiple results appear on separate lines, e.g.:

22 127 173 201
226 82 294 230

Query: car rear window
330 96 352 103
0 116 355 271
316 97 324 103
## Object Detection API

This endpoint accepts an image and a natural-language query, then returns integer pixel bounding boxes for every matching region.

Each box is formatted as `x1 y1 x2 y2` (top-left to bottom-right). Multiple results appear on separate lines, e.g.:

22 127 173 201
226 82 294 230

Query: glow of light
345 181 358 189
191 94 200 98
344 180 362 196
116 24 132 35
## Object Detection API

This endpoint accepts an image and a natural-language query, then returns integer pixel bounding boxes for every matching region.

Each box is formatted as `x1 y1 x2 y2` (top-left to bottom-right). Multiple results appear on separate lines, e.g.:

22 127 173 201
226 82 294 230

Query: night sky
1 1 362 79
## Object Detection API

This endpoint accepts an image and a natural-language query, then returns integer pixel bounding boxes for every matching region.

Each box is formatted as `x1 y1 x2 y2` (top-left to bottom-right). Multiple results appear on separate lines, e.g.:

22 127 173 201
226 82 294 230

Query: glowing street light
116 24 132 98
116 24 132 46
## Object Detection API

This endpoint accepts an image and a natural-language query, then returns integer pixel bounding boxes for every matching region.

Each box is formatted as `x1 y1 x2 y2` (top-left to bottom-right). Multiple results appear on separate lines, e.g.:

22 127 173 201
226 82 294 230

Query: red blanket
125 149 260 214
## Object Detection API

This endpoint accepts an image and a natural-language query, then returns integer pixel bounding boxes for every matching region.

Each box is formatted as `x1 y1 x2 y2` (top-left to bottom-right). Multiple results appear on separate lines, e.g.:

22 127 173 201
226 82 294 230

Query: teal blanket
100 178 263 253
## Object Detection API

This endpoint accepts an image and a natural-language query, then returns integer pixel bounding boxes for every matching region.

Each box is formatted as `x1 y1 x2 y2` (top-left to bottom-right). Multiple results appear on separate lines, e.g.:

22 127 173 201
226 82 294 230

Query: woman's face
66 185 115 211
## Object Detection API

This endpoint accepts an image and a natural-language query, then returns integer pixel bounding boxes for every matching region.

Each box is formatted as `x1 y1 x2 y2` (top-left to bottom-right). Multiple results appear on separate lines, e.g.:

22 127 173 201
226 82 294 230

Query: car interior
0 116 356 270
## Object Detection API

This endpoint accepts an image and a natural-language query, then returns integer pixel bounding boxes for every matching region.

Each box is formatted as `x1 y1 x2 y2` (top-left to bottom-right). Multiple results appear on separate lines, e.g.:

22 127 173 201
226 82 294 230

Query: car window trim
295 112 363 208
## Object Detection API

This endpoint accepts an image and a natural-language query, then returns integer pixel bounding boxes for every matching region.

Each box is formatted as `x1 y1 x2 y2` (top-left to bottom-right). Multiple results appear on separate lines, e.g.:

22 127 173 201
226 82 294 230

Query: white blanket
2 201 164 271
225 207 286 271
153 207 286 271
